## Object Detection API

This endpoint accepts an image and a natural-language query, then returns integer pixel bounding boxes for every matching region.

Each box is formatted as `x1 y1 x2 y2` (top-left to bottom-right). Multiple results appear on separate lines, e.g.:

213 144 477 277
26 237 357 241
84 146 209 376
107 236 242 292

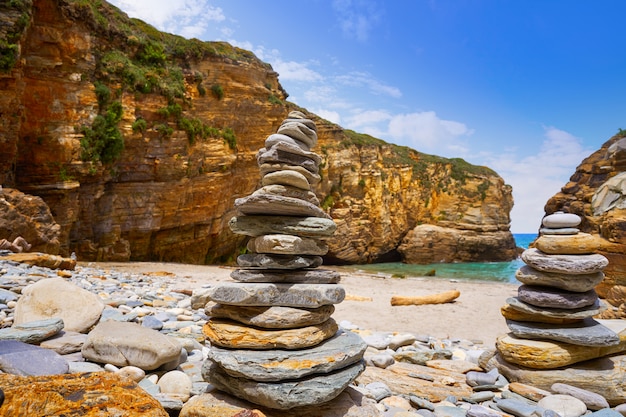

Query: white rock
538 394 587 417
157 370 192 402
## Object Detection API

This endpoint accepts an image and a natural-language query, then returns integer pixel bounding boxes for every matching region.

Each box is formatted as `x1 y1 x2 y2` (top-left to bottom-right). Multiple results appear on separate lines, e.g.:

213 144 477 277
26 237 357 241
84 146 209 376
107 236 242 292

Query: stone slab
205 329 366 381
229 215 336 238
203 318 338 349
260 163 321 185
540 228 580 235
0 317 64 344
206 303 335 329
257 144 320 174
517 285 598 309
265 133 311 152
206 282 345 307
206 359 365 410
261 169 311 190
247 234 329 256
0 340 69 376
522 248 608 275
500 304 581 324
534 233 602 255
230 268 340 283
515 265 604 293
277 120 318 148
506 297 606 320
253 184 320 205
237 253 323 269
235 193 329 218
506 317 620 346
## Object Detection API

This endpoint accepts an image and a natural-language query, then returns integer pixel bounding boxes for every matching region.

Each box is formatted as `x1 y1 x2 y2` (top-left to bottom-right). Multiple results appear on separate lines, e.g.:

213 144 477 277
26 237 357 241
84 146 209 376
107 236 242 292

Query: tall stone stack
496 211 625 369
200 111 367 410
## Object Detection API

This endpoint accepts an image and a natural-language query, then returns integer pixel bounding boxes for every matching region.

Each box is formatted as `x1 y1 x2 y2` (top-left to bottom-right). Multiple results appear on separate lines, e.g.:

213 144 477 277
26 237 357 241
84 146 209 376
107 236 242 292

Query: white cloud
346 109 392 128
332 0 383 42
335 72 402 98
312 109 342 124
272 60 324 83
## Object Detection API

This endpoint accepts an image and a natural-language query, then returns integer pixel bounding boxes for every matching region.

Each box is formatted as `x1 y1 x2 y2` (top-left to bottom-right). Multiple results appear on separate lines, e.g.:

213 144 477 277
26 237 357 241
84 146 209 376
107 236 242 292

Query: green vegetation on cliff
0 0 33 71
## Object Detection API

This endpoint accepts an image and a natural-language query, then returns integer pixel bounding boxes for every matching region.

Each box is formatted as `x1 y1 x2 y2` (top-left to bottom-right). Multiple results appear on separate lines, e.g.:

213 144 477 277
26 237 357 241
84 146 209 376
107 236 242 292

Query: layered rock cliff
0 0 516 264
544 132 626 310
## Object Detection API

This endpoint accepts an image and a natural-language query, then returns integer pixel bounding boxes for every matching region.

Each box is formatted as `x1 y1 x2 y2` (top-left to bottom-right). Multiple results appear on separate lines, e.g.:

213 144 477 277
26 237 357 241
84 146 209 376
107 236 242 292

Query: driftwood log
391 290 460 306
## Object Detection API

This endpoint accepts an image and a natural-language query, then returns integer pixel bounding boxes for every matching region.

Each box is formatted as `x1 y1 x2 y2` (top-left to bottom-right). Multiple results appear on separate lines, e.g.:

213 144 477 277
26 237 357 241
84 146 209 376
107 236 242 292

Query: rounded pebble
538 394 587 417
115 365 146 382
157 370 193 402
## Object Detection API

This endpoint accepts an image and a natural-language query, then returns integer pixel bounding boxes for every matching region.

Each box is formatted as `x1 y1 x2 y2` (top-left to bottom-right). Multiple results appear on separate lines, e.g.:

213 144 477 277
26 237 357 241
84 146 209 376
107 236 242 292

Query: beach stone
115 365 146 383
467 404 501 417
0 372 168 417
494 398 542 417
506 297 605 320
81 321 183 370
230 268 340 283
368 353 395 368
540 228 580 235
394 349 453 365
237 253 323 269
13 277 104 333
466 369 499 387
522 248 608 274
203 318 338 349
257 144 321 174
142 315 164 330
2 252 76 270
364 381 393 401
515 265 604 292
39 330 88 354
434 405 467 417
261 169 311 190
517 285 598 309
206 359 365 410
551 383 610 411
426 359 482 373
508 382 551 402
260 163 321 186
589 410 624 417
253 183 320 205
506 317 620 346
542 212 582 229
500 303 581 324
229 215 336 238
534 233 602 255
0 340 69 375
235 193 329 218
0 317 64 343
206 282 345 307
157 370 193 402
277 120 318 148
206 303 335 329
265 132 311 151
205 329 366 381
495 331 626 369
247 234 329 256
537 395 587 417
388 333 417 350
0 288 18 303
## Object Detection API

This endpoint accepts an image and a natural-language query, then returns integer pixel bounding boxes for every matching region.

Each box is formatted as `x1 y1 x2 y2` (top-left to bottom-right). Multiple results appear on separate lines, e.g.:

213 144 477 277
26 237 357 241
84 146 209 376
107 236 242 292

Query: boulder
0 340 69 375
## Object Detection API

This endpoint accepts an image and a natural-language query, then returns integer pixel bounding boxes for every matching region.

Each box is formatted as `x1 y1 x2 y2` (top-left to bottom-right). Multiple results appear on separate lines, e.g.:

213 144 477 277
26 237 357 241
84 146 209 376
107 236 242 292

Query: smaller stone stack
200 111 367 410
497 211 624 369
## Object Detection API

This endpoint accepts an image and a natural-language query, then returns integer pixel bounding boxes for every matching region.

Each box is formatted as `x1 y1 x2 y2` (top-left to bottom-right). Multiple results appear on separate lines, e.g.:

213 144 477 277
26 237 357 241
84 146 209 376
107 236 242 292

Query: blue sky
108 0 626 232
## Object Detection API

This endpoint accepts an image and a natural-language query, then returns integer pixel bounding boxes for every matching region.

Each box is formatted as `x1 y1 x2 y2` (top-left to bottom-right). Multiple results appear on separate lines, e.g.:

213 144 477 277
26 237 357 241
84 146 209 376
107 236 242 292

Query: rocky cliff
545 132 626 311
0 0 516 264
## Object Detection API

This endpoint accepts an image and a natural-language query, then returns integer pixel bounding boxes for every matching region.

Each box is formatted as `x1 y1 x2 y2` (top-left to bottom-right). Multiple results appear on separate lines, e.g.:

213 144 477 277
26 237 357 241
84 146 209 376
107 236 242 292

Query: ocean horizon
335 233 536 284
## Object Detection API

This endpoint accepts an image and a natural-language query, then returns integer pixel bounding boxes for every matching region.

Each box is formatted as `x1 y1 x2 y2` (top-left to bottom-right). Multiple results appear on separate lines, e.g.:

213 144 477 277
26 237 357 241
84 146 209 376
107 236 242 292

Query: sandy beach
88 261 518 347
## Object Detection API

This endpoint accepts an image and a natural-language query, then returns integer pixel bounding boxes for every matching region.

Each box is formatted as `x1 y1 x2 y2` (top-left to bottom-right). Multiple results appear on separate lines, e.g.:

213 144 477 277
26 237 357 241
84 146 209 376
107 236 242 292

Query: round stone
261 170 310 190
521 248 608 275
157 370 192 402
537 394 587 417
542 212 582 229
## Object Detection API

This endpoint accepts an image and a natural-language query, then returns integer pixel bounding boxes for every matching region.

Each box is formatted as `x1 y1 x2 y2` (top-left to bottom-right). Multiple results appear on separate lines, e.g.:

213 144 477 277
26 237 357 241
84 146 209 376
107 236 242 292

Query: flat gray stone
537 395 587 417
205 329 366 381
542 212 581 229
518 285 598 309
506 297 606 320
206 303 335 329
234 193 329 218
277 120 318 148
522 248 608 274
261 169 311 190
0 317 64 344
81 321 183 370
494 398 543 417
265 133 311 152
236 253 323 269
540 228 580 235
257 144 320 174
229 215 336 238
551 383 610 411
260 163 321 185
247 234 328 256
206 282 345 307
0 288 18 303
230 268 340 283
506 318 620 346
206 359 365 410
39 330 88 354
253 184 320 205
0 340 69 376
515 265 604 293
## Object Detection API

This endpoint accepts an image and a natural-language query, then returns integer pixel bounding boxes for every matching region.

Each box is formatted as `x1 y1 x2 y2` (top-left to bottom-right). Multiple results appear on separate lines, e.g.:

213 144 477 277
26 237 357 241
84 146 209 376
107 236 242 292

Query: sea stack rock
496 212 626 370
200 111 367 410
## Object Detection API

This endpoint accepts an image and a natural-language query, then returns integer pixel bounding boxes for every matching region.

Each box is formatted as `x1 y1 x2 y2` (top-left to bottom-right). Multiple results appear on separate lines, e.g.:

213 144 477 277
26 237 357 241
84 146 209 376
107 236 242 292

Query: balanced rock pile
200 111 367 410
496 211 626 370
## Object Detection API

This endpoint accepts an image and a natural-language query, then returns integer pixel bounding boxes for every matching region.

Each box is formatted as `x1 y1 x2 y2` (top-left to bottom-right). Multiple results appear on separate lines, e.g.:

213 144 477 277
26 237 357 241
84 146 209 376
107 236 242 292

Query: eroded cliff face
545 133 626 308
0 0 516 264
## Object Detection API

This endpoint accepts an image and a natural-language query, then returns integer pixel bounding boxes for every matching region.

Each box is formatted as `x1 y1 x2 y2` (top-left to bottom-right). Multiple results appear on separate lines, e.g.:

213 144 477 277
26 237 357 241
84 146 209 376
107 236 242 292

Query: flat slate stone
515 265 604 293
230 268 341 283
247 234 329 256
235 193 329 218
506 317 620 346
206 282 345 307
203 317 338 349
506 297 606 320
521 248 608 274
205 329 366 381
206 359 365 410
265 133 311 152
500 304 581 324
257 144 320 174
0 340 69 375
206 303 335 329
0 317 64 344
517 285 598 309
542 212 581 229
534 233 602 255
277 120 318 148
253 184 320 205
229 215 336 238
260 163 321 185
540 228 580 235
237 253 323 269
261 169 311 190
551 383 610 411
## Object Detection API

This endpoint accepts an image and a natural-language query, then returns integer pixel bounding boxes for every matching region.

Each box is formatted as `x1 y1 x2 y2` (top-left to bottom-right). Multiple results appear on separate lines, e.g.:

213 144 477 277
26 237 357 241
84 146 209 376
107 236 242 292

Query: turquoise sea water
337 233 537 284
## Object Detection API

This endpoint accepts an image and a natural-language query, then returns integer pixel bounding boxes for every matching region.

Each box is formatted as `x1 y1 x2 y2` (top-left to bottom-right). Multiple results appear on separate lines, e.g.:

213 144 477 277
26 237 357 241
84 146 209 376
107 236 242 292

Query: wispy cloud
332 0 384 42
335 72 402 98
108 0 224 38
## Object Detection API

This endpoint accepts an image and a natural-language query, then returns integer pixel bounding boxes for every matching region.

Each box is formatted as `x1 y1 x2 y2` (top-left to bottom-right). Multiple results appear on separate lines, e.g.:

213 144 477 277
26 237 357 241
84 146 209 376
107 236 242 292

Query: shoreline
86 261 518 347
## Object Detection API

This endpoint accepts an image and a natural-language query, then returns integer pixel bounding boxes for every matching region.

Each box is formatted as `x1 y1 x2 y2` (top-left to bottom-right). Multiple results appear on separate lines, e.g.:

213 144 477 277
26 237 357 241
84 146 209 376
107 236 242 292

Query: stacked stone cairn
200 111 367 410
497 211 623 369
